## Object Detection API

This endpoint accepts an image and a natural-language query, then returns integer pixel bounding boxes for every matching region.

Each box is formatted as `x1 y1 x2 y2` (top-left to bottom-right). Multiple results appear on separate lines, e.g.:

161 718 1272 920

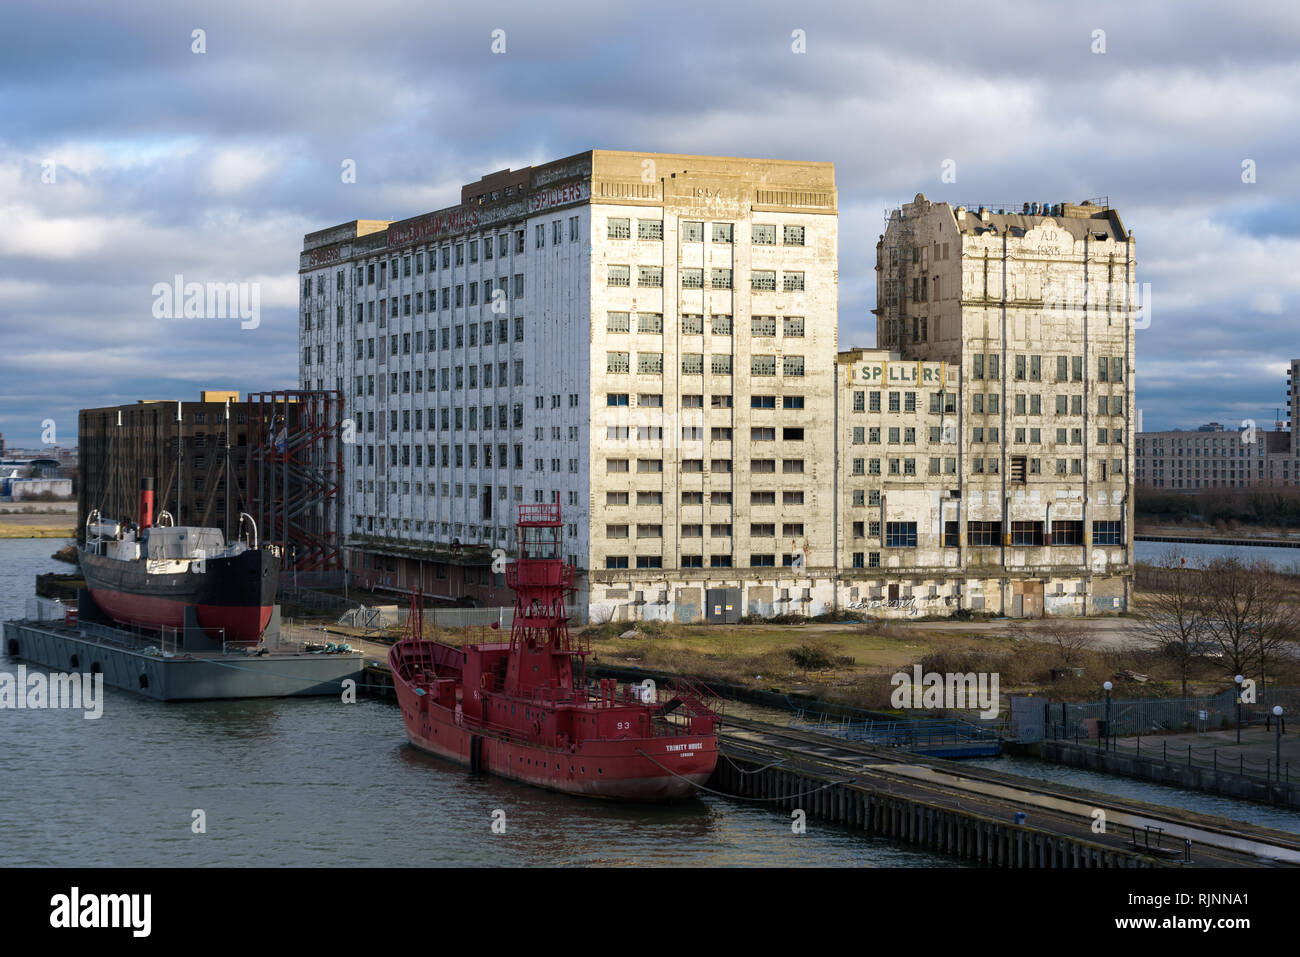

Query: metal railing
1063 732 1293 786
1052 688 1300 739
789 709 1000 751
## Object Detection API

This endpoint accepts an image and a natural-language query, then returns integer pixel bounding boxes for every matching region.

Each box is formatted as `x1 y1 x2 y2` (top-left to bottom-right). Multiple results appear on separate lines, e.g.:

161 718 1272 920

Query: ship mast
503 504 579 698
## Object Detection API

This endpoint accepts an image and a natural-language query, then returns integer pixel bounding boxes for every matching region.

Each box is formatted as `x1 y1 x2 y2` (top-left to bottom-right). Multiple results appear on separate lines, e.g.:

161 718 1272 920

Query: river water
0 538 945 867
1134 539 1300 569
8 536 1298 866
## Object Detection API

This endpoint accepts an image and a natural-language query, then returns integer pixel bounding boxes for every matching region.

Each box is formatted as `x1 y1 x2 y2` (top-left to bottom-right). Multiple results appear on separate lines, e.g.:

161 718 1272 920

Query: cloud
1 0 1299 444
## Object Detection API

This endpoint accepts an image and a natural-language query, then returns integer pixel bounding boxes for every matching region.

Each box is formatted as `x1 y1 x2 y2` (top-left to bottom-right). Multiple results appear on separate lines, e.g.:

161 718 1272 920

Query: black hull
77 545 280 641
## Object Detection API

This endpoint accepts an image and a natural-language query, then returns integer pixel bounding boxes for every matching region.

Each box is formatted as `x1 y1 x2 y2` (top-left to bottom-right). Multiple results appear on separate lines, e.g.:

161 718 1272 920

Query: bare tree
1248 561 1300 692
1200 557 1296 683
1130 549 1207 696
1037 618 1093 667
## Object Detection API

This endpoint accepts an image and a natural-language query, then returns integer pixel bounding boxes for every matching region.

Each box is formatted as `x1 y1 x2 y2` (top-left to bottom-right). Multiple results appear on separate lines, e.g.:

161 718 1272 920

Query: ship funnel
139 477 155 530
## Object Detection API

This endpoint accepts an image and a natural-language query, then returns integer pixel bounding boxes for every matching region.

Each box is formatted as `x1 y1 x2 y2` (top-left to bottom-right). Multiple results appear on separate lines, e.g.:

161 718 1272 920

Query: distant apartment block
1136 361 1300 489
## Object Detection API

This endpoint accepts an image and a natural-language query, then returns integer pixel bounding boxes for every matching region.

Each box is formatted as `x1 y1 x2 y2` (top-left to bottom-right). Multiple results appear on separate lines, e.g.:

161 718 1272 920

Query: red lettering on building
388 207 481 246
308 245 342 266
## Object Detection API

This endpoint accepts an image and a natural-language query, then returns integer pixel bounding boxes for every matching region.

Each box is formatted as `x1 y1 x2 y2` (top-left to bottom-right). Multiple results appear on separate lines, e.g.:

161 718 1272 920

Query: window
681 268 704 289
783 316 804 337
608 218 630 239
605 556 629 569
752 270 777 291
1051 520 1084 545
752 355 776 376
782 459 804 474
682 221 704 242
712 223 733 243
885 522 917 548
1093 520 1124 545
637 352 663 374
751 315 777 336
638 266 663 288
637 220 663 241
711 268 733 289
967 521 1001 547
637 312 663 334
711 315 732 335
783 356 805 377
607 311 630 333
711 354 733 375
608 265 630 287
606 392 629 407
783 225 805 246
1010 521 1042 546
682 353 704 375
752 224 776 245
607 352 630 373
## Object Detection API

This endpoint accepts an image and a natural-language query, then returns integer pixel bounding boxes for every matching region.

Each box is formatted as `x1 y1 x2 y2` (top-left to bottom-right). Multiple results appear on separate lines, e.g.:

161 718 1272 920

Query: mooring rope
636 748 853 802
719 749 787 775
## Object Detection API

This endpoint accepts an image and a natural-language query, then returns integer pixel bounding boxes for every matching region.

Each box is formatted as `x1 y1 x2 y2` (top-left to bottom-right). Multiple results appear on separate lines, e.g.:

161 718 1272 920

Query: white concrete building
299 151 840 619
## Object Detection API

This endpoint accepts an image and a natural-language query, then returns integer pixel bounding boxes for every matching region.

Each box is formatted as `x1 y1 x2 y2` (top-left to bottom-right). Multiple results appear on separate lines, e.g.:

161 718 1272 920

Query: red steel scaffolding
246 390 344 571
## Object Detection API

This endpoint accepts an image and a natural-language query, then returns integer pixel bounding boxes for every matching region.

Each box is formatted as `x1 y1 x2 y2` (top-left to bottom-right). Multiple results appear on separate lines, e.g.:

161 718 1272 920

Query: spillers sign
306 244 344 267
857 360 951 386
529 181 590 213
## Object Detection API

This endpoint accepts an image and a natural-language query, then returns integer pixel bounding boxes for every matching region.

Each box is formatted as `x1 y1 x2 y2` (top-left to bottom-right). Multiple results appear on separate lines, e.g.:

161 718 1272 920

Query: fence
336 605 515 633
1051 688 1300 739
24 596 69 622
789 707 1001 754
1086 734 1293 786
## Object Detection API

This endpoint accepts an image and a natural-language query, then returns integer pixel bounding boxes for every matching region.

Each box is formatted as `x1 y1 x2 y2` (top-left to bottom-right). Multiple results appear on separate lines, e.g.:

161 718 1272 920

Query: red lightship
389 504 721 801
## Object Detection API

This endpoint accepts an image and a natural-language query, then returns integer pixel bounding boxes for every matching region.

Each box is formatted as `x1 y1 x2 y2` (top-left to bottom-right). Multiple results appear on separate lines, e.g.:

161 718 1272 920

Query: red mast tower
502 504 585 698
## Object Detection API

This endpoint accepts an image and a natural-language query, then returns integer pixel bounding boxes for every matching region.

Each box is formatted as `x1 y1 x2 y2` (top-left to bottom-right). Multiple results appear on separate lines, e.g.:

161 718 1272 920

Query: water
1135 539 1300 570
0 538 946 867
966 754 1300 834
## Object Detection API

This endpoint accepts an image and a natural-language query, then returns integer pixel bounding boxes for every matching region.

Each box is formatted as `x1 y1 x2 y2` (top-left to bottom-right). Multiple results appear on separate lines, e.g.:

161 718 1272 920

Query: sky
1 0 1298 449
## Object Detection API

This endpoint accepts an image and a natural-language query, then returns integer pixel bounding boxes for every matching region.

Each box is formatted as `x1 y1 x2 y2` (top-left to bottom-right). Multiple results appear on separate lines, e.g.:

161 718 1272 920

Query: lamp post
1235 674 1245 744
1274 705 1284 782
1103 680 1113 752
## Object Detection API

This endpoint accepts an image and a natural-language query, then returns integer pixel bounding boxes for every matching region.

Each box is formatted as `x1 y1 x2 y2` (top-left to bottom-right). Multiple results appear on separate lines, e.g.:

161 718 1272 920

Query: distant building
1136 360 1300 490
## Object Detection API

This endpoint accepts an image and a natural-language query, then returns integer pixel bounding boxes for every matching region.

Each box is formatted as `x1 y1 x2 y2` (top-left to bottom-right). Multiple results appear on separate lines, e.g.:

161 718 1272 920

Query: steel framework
246 390 344 571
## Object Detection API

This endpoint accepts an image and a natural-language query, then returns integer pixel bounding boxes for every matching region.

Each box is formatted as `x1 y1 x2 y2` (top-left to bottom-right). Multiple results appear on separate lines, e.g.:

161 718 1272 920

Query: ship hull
78 546 278 642
398 710 716 801
391 644 717 802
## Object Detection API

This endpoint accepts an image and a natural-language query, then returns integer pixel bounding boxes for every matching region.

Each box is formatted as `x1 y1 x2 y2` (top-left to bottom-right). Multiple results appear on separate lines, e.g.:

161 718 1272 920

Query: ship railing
506 563 574 589
577 677 723 735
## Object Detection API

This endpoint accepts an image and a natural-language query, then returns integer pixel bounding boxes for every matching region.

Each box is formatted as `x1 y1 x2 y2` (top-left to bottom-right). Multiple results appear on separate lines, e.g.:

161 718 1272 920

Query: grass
576 617 1300 710
0 525 75 538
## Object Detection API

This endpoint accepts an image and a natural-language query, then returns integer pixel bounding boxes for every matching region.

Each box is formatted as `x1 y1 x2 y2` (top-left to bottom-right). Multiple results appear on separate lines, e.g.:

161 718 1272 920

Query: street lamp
1274 705 1284 782
1235 674 1245 744
1103 681 1114 751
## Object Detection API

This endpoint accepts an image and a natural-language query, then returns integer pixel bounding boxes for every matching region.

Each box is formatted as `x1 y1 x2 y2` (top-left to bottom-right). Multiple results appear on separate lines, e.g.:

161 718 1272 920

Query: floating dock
3 605 362 701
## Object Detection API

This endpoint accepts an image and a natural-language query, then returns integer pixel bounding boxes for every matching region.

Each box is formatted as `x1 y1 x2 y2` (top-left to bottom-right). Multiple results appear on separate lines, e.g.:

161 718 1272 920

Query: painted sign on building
388 207 482 246
529 182 590 213
856 360 951 387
